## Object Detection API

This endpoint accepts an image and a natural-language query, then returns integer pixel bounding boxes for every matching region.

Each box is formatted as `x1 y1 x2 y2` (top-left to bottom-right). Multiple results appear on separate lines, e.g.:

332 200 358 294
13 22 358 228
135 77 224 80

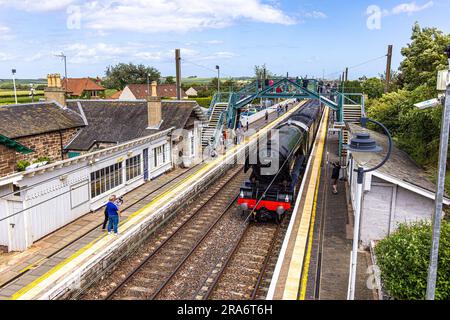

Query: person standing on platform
106 195 121 236
265 109 269 122
331 162 341 195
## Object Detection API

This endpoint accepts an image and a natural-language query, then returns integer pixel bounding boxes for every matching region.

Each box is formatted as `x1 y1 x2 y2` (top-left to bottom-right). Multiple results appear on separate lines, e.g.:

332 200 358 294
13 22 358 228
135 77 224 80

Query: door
143 148 149 181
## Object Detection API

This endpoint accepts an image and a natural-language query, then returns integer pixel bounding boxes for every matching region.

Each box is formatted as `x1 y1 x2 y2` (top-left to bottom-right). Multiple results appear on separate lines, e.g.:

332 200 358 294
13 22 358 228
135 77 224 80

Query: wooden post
175 49 181 100
385 45 393 92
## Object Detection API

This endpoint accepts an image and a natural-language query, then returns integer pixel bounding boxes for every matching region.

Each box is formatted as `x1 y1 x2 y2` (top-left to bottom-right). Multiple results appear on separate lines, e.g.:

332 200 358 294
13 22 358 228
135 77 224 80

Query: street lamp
424 44 450 300
216 65 220 95
344 117 392 300
11 69 17 104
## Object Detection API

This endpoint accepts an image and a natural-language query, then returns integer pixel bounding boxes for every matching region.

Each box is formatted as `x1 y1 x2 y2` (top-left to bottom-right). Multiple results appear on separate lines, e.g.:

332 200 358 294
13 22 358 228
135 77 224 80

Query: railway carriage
238 100 323 222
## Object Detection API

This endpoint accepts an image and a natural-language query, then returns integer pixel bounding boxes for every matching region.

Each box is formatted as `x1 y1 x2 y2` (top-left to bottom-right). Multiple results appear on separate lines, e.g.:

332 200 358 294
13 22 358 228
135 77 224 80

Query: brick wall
0 128 80 178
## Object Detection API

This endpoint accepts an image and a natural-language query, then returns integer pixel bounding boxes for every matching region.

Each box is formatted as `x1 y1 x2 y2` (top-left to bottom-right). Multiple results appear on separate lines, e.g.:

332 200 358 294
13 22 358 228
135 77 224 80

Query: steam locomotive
238 100 323 222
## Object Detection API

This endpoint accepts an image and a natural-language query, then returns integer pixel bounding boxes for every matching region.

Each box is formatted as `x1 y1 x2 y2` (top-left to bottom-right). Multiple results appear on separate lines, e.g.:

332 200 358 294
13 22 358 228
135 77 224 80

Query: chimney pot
151 81 157 97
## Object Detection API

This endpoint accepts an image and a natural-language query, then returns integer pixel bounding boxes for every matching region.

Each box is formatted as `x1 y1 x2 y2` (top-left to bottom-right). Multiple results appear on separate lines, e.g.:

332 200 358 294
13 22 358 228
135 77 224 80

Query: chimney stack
44 73 66 107
147 81 162 129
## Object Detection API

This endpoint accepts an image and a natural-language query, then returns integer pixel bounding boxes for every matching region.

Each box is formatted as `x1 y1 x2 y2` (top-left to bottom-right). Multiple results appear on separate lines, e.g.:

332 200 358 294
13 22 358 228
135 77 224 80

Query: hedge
375 221 450 300
191 97 212 108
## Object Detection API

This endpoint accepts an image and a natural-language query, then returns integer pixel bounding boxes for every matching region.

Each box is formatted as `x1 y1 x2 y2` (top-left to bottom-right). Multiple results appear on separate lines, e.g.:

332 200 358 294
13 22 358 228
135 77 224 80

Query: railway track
100 166 245 300
0 165 202 292
200 214 291 300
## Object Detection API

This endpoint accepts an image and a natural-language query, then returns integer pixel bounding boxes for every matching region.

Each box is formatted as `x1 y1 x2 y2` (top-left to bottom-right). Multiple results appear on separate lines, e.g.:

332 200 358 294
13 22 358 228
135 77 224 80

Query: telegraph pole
385 45 393 92
175 49 182 100
426 44 450 300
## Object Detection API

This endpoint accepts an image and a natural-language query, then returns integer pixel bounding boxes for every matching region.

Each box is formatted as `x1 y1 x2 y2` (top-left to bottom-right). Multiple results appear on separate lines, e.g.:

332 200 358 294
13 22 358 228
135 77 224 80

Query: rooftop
348 123 443 196
65 99 206 151
0 102 85 139
62 78 105 96
126 83 186 99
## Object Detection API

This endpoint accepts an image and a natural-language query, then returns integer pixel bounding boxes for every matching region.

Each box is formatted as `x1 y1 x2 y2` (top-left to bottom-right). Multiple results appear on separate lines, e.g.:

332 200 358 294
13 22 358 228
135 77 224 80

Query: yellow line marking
282 107 328 300
299 158 322 300
11 101 307 300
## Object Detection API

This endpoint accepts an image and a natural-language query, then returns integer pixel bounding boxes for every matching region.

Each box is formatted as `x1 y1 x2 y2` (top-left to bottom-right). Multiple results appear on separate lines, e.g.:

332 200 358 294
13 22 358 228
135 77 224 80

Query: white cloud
199 51 237 60
205 40 224 45
80 0 296 33
63 42 129 64
304 11 328 19
0 24 13 40
0 52 13 61
0 0 75 12
389 1 434 16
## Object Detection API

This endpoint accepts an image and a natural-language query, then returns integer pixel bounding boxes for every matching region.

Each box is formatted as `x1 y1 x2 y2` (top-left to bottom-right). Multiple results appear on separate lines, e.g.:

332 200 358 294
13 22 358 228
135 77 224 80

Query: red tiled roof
127 83 186 99
62 78 105 96
108 90 122 99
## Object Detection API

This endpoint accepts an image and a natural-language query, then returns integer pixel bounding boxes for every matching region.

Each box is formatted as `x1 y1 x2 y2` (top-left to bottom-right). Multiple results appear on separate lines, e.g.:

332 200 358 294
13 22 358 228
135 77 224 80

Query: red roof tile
127 83 186 99
62 78 105 97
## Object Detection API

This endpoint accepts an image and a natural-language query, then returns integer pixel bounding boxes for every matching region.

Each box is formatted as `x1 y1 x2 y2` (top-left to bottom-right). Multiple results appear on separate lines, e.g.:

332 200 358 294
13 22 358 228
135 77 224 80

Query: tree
165 76 175 84
399 22 450 92
254 64 273 79
375 221 450 300
103 63 161 90
362 77 385 99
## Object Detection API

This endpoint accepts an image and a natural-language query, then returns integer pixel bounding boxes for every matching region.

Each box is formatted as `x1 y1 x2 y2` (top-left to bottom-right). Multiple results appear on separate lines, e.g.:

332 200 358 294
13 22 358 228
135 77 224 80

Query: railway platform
0 101 304 300
268 109 375 300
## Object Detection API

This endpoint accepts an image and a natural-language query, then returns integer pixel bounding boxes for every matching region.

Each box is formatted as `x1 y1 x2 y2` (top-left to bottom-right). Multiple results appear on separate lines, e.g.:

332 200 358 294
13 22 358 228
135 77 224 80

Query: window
126 155 141 181
90 163 123 198
152 143 170 168
190 133 195 156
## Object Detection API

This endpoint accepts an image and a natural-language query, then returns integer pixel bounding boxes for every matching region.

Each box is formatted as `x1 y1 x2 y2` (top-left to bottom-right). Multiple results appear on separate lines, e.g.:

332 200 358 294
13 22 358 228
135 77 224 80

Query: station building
0 75 206 252
346 124 450 246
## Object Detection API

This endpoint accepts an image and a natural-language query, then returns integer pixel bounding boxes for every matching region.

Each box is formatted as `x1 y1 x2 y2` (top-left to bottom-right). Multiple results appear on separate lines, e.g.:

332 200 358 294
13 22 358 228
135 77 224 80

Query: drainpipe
59 130 64 160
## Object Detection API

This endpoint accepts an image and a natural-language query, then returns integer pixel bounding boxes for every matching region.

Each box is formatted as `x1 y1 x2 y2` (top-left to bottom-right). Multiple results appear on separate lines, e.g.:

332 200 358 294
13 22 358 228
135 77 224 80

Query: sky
0 0 449 80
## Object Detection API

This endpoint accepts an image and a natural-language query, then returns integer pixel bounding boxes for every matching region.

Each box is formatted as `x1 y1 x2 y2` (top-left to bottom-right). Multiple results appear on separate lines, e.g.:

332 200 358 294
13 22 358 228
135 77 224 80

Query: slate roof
0 102 85 139
348 123 438 194
65 99 206 151
62 78 105 96
126 84 186 99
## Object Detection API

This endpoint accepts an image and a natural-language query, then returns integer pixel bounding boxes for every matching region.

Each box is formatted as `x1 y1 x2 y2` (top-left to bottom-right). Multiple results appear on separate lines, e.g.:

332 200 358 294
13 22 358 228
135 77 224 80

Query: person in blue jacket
106 195 121 235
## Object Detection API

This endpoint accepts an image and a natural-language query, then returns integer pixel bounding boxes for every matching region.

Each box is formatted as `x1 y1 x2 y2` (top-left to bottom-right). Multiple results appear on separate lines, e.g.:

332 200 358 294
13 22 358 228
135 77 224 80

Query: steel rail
0 165 202 291
105 167 243 300
149 194 240 300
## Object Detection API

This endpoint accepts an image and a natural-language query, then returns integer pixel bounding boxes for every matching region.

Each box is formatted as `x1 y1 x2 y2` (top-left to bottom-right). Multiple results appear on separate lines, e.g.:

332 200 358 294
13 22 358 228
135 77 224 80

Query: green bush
191 97 212 108
375 221 450 300
16 160 30 172
34 156 51 164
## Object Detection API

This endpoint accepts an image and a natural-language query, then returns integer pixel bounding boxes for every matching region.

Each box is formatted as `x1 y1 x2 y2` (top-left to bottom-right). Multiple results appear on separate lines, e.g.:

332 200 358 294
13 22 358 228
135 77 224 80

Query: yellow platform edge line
282 107 328 300
299 156 322 300
11 101 307 300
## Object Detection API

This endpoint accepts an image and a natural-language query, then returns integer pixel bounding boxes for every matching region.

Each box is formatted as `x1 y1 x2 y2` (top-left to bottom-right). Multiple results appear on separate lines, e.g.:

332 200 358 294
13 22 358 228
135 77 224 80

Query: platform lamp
216 65 220 95
11 69 17 104
344 117 392 300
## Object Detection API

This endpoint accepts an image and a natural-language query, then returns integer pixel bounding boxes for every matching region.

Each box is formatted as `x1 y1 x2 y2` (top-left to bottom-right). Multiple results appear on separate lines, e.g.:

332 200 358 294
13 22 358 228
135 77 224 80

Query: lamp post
11 69 17 104
344 117 392 300
425 44 450 300
216 65 220 95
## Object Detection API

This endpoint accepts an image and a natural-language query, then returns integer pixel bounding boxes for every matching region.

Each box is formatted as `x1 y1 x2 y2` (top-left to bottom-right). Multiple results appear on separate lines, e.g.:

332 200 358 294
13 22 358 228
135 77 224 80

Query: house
0 80 207 252
119 83 187 100
65 81 207 168
185 87 198 97
0 74 85 178
62 77 105 98
108 90 122 99
346 124 450 246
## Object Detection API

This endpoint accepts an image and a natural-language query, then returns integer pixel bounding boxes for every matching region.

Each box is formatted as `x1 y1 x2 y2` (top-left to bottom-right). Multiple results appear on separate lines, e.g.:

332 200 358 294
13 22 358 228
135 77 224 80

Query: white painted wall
118 86 137 100
347 157 437 247
0 134 173 251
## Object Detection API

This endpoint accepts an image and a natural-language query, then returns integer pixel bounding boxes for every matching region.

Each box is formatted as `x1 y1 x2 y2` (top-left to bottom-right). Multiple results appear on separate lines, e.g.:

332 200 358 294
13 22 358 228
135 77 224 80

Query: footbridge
202 77 365 154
